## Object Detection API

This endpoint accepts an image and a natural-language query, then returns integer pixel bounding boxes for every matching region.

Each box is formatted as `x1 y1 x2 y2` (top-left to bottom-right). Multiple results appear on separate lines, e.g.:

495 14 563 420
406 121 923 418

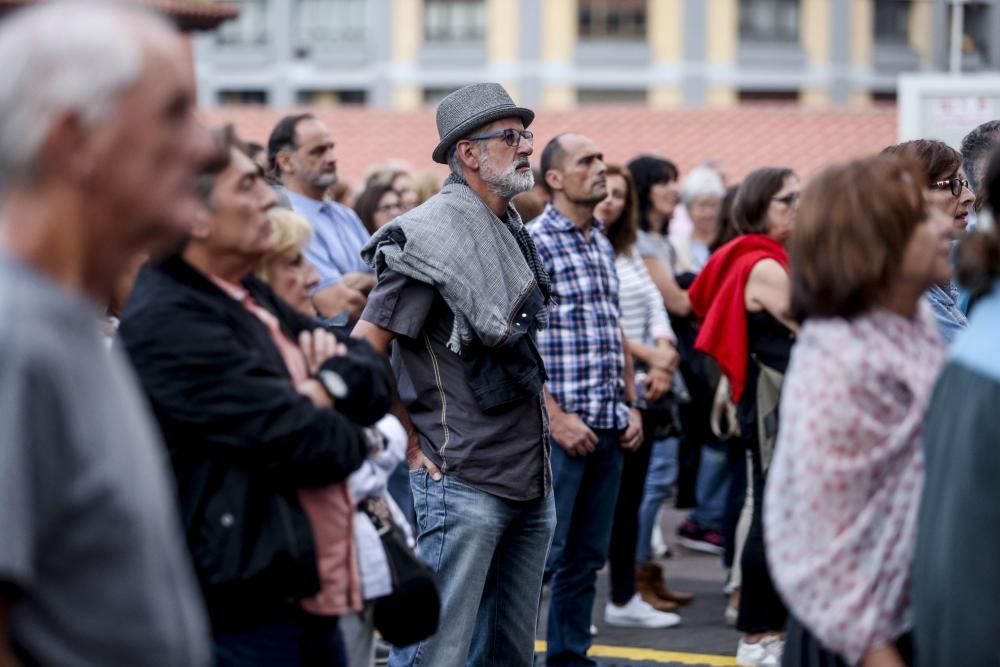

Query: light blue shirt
924 282 969 345
285 190 373 290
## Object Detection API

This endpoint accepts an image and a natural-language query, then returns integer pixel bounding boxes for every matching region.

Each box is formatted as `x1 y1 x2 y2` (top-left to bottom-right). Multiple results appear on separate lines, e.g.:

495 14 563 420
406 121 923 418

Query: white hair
681 165 726 204
0 1 171 190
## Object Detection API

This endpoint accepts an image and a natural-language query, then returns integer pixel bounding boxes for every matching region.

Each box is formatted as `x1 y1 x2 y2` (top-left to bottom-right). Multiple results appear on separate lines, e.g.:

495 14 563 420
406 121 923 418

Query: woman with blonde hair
257 207 321 317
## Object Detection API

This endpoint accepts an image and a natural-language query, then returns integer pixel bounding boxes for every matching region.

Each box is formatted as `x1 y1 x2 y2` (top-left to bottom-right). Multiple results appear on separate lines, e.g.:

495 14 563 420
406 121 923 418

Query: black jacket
119 255 392 633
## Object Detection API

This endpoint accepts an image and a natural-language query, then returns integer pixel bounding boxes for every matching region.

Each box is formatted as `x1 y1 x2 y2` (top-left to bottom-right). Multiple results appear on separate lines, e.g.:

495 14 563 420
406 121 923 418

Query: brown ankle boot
635 565 679 612
637 562 695 607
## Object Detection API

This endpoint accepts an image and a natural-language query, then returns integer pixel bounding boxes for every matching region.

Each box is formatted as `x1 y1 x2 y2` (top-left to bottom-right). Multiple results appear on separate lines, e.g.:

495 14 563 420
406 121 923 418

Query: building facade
193 0 1000 110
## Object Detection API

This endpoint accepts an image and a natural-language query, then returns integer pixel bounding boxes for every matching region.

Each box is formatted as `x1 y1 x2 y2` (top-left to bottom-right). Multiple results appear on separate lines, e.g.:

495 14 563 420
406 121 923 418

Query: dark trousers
608 412 657 605
722 440 748 570
545 430 625 666
214 615 346 667
783 615 913 667
736 435 787 635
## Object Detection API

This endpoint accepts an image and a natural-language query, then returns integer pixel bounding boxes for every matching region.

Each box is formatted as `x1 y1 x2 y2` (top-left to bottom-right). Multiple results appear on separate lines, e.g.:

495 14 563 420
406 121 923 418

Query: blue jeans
545 431 625 666
635 436 679 564
389 470 555 667
689 441 731 531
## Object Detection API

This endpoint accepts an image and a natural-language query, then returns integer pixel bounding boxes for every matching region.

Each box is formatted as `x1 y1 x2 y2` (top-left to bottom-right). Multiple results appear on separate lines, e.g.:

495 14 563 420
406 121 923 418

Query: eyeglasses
465 128 534 149
376 201 403 213
932 177 970 198
772 192 800 207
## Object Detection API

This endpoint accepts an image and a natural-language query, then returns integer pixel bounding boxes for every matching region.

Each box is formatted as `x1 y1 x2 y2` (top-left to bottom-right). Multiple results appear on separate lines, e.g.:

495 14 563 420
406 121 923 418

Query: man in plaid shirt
528 133 645 665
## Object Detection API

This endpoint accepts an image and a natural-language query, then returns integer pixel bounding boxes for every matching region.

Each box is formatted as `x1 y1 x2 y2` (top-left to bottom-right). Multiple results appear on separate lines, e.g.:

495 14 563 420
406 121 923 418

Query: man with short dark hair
960 119 1000 195
353 83 555 667
121 129 393 667
268 114 373 323
529 133 652 665
0 4 215 666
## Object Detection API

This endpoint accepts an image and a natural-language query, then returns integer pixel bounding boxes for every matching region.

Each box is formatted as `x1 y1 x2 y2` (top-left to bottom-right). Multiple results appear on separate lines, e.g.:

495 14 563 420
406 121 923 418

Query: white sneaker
736 636 783 666
761 636 784 666
603 594 681 628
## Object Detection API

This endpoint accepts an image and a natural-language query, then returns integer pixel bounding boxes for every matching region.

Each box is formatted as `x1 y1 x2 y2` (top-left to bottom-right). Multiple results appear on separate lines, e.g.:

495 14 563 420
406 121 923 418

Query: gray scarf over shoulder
361 173 550 353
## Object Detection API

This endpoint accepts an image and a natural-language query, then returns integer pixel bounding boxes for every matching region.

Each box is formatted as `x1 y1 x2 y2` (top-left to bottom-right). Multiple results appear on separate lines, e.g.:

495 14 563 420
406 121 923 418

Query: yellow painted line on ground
533 641 737 665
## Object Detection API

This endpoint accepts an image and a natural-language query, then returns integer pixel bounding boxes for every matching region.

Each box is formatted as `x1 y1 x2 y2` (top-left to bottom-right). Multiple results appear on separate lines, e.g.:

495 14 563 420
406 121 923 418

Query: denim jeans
545 430 625 666
389 469 555 667
634 436 679 564
689 441 731 531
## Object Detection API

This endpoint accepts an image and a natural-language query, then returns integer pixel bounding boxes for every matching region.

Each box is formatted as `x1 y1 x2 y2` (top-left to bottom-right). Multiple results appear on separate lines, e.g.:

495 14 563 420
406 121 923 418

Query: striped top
616 249 674 346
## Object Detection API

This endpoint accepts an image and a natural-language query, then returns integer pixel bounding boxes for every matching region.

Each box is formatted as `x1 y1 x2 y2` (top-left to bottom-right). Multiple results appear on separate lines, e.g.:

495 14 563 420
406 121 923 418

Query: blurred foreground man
0 4 214 666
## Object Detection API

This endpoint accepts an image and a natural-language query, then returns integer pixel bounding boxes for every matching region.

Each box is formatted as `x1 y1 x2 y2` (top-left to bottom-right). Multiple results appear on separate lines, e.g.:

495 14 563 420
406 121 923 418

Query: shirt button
521 313 528 318
220 513 235 527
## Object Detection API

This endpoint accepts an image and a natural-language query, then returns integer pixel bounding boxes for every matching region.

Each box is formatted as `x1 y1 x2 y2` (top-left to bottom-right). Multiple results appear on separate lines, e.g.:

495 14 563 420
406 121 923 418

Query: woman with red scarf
688 167 799 667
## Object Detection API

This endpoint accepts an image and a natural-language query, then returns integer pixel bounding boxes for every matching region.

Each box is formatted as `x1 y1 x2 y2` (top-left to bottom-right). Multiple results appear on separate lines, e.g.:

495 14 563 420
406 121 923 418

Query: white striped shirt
616 249 674 346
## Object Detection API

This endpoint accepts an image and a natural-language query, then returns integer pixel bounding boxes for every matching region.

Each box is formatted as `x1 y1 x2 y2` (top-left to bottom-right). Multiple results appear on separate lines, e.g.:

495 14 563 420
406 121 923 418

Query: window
424 0 485 42
874 0 911 45
294 0 366 46
739 0 800 43
578 0 647 40
215 0 268 46
577 88 647 104
423 86 469 106
949 1 992 70
297 90 368 106
738 90 799 103
218 90 269 105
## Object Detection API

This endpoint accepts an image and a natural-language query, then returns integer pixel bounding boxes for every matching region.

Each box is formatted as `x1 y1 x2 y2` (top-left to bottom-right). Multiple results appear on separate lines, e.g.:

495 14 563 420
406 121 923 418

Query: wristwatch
318 369 348 401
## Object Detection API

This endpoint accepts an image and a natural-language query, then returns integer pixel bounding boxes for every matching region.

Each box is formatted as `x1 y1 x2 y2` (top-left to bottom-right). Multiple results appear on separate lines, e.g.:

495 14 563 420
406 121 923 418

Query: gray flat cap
432 83 535 164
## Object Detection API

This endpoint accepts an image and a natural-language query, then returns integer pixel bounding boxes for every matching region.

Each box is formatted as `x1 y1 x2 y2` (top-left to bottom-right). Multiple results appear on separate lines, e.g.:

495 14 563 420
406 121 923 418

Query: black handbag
360 497 440 647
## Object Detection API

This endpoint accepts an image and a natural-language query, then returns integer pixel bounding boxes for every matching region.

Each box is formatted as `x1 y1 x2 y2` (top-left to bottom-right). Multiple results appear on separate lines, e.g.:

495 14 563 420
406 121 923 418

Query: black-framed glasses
932 177 970 197
465 128 534 149
772 192 800 207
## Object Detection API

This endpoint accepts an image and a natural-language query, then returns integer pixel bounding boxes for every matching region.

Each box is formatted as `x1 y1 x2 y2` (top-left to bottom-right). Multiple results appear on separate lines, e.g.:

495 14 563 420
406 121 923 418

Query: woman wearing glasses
354 184 405 235
688 167 799 667
882 140 974 344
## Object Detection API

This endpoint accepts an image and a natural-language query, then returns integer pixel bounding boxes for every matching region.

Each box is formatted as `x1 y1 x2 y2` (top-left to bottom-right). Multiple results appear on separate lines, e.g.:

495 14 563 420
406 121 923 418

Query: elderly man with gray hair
353 83 555 667
0 3 215 666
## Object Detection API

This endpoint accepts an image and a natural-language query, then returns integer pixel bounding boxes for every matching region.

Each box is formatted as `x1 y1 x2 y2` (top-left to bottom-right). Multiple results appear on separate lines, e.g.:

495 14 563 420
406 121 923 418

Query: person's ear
275 150 294 178
456 140 481 173
545 168 564 193
188 204 212 241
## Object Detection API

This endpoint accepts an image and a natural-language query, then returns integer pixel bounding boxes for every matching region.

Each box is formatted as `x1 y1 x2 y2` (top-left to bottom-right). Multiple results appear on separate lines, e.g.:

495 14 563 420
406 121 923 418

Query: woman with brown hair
353 184 403 235
766 155 951 667
881 139 975 343
688 166 799 666
597 164 691 628
913 146 1000 664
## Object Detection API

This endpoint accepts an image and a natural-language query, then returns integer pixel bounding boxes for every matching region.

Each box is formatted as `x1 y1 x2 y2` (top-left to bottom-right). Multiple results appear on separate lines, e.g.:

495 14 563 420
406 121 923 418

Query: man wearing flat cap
353 83 555 666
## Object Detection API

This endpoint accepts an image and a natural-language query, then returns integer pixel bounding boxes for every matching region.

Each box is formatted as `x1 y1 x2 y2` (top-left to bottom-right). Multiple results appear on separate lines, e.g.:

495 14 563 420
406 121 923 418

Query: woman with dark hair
628 155 690 315
354 184 403 235
688 166 799 666
596 165 692 628
766 155 950 667
712 185 741 253
913 147 1000 664
881 139 975 343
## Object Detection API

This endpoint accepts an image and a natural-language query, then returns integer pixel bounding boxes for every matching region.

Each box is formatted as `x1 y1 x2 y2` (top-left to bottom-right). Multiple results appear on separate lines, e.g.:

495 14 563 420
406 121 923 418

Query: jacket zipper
423 333 450 472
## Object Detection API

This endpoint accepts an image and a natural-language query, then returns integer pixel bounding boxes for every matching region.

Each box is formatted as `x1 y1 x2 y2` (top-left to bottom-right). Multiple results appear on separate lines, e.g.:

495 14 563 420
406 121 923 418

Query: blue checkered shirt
528 204 628 431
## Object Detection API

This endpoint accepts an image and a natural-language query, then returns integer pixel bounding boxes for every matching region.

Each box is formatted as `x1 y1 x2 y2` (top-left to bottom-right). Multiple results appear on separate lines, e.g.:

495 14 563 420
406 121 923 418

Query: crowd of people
6 4 1000 667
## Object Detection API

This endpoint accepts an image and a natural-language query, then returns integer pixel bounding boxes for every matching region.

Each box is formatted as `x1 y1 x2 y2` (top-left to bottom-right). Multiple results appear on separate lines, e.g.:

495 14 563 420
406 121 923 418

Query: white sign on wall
899 74 1000 150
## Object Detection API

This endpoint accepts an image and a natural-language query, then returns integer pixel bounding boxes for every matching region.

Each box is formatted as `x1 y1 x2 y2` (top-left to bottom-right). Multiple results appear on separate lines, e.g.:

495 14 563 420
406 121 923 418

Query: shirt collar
541 203 605 234
284 189 328 215
209 274 248 302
